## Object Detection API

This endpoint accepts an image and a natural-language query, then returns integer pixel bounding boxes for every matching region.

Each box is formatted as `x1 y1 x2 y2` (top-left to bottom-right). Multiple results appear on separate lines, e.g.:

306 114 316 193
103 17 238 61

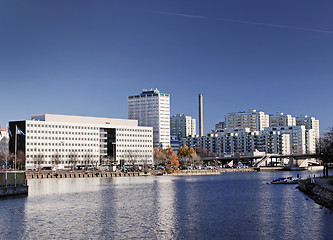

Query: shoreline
297 178 333 211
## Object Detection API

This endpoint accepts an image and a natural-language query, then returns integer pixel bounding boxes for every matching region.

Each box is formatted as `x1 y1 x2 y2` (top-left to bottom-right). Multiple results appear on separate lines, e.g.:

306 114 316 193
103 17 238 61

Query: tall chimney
199 94 203 137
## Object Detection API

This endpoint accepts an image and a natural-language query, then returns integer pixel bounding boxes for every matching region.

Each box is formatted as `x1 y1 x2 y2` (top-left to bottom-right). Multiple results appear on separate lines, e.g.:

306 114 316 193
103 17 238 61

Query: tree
162 147 179 173
68 152 78 170
17 150 26 170
52 151 61 169
126 150 137 170
317 127 333 177
153 148 167 166
35 154 44 170
84 153 93 167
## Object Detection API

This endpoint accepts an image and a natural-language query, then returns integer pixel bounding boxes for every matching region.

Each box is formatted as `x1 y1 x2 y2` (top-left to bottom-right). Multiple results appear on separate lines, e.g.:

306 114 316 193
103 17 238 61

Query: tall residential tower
170 114 196 140
128 89 170 148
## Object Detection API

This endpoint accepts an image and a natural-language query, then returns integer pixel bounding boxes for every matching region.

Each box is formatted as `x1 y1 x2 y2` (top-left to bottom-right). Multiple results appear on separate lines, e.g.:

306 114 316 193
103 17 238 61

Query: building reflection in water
155 177 178 239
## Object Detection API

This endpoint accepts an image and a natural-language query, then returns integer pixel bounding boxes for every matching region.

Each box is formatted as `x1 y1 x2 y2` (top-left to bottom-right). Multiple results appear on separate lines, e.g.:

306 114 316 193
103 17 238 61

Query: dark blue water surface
1 171 333 240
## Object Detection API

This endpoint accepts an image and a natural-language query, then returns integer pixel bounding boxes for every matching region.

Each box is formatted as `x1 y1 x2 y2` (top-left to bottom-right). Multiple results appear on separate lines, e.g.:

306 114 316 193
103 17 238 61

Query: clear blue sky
1 0 332 134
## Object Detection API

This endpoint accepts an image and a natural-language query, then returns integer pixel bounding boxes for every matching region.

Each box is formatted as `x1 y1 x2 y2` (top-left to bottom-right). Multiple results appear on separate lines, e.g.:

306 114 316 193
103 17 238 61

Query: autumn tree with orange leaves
153 147 179 172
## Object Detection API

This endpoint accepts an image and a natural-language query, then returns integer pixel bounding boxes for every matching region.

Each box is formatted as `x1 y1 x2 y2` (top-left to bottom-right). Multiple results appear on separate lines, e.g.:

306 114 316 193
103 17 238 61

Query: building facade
170 114 196 140
181 128 291 156
0 127 9 155
296 115 320 143
128 88 170 149
225 109 270 131
9 114 153 170
269 113 296 127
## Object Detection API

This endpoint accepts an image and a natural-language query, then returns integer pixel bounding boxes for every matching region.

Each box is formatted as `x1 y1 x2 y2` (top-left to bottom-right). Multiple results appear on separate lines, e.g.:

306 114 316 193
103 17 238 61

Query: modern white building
269 113 296 127
181 128 291 156
170 114 196 140
9 114 153 170
128 88 170 149
0 127 9 155
265 126 310 154
296 115 320 143
225 109 270 131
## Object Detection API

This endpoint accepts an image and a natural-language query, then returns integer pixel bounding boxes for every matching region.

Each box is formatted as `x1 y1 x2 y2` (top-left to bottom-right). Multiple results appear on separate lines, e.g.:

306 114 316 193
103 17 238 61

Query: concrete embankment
0 186 28 197
0 172 28 197
298 178 333 211
172 168 256 176
26 171 144 179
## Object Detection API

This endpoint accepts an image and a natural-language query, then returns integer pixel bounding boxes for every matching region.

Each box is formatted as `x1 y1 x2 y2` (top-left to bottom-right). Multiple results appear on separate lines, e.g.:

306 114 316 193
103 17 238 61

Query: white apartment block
225 109 269 131
9 114 153 170
170 114 196 140
296 115 320 142
269 113 296 127
0 127 9 154
182 128 291 156
128 88 170 149
265 126 310 154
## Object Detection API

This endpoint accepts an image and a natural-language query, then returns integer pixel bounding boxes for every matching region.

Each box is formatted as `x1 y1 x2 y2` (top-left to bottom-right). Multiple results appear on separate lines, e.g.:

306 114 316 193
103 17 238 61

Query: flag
7 127 12 137
17 127 25 136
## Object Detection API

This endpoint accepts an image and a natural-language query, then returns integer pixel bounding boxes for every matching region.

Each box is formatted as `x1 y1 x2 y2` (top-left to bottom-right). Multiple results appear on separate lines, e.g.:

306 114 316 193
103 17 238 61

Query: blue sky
1 0 332 134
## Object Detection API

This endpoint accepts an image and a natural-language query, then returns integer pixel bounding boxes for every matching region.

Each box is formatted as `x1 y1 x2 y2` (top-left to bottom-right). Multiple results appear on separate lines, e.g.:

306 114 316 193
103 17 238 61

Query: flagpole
5 149 7 188
15 125 17 187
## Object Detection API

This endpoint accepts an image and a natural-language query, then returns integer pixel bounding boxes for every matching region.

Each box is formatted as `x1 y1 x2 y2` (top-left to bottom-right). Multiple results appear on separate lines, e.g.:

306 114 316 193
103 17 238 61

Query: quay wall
298 179 333 211
0 186 28 197
26 171 144 179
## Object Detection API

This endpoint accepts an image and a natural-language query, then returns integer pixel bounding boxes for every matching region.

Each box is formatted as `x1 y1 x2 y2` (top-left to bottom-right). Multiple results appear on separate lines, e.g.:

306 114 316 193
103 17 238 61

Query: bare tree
317 127 333 177
35 154 44 170
84 152 93 168
126 150 137 170
68 152 78 170
17 150 26 170
52 151 61 169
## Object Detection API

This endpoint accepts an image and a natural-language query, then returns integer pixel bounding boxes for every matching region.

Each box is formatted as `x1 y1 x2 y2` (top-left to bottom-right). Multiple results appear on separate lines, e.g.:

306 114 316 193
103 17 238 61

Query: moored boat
271 176 301 184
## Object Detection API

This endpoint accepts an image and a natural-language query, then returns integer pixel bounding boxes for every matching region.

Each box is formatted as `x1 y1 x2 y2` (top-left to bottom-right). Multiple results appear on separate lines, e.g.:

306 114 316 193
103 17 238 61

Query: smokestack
199 94 203 137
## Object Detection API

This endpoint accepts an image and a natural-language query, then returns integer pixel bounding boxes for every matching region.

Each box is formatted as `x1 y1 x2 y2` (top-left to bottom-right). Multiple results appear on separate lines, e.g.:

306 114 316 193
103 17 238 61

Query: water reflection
156 177 178 239
0 197 27 239
0 172 332 239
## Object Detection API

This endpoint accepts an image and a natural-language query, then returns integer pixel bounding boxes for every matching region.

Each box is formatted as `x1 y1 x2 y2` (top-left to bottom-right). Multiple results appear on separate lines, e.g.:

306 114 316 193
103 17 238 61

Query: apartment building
269 112 296 127
170 114 196 140
181 128 291 156
0 127 9 153
225 109 269 131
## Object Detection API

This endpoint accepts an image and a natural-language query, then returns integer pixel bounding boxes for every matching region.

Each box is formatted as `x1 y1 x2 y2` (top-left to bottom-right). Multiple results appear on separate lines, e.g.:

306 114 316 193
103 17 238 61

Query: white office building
9 114 153 170
170 114 196 140
225 109 269 131
128 88 170 149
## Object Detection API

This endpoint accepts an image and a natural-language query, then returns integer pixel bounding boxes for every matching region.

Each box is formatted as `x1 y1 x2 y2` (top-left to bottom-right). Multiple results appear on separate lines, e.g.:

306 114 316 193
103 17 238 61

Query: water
1 171 333 240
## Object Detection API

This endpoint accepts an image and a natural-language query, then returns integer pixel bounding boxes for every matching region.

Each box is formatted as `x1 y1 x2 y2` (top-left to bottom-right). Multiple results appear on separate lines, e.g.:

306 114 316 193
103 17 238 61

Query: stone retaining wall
298 179 333 211
0 186 28 197
26 171 141 179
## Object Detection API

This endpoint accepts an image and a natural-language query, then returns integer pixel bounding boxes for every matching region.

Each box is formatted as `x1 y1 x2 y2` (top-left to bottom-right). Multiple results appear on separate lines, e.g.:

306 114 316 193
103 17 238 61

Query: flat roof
31 114 139 126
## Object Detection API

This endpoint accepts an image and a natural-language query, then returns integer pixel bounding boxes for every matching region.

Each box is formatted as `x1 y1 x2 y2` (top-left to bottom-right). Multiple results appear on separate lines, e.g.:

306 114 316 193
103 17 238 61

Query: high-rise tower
128 88 170 149
199 94 203 137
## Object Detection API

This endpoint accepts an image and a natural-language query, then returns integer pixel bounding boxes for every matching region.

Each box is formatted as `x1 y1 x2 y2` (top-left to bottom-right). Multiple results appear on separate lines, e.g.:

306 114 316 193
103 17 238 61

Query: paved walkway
315 178 333 192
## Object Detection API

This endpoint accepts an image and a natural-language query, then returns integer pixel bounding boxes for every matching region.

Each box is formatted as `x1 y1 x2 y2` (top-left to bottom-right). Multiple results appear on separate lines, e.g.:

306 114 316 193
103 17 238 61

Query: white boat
271 177 301 184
